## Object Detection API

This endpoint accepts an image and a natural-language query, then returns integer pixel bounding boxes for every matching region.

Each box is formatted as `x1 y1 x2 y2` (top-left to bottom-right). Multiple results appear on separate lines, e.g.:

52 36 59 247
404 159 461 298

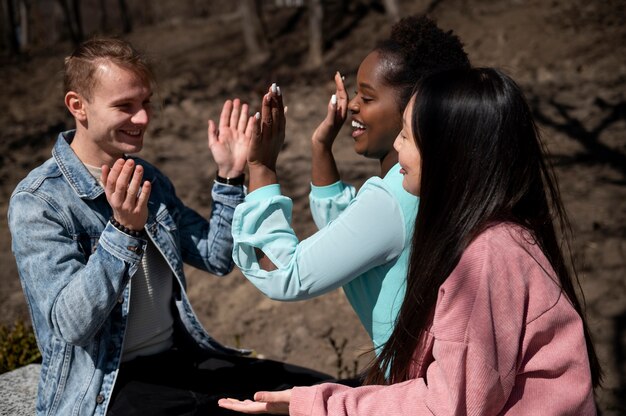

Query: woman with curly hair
231 15 470 356
221 67 601 415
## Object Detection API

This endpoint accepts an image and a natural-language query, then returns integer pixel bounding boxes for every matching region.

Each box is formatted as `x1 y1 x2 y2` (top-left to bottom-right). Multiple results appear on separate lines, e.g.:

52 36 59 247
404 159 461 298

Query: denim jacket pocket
155 204 179 231
154 206 181 248
76 232 100 260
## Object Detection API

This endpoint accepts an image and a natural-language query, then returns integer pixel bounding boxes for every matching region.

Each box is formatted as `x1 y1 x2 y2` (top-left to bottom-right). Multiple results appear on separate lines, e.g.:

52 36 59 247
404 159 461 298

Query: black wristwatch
215 171 245 186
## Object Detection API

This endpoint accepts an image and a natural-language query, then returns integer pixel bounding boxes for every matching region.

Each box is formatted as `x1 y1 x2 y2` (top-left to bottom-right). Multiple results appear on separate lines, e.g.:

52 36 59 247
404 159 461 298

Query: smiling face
68 61 152 167
394 96 422 196
348 51 403 161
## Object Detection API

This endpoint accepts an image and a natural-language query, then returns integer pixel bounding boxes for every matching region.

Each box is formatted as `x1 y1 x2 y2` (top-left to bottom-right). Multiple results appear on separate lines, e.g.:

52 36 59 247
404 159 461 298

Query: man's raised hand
208 98 255 179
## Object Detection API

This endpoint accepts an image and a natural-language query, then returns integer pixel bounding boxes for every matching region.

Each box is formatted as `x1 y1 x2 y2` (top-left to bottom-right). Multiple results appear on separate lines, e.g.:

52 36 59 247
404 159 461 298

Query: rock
0 364 39 415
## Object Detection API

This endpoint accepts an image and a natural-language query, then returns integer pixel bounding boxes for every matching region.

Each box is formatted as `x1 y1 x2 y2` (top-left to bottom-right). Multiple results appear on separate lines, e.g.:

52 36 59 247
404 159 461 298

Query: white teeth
351 120 365 129
122 130 141 136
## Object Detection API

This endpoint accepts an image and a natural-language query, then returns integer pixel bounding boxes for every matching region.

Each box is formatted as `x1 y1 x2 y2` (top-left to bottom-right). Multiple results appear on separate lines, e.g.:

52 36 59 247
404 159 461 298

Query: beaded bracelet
109 216 146 238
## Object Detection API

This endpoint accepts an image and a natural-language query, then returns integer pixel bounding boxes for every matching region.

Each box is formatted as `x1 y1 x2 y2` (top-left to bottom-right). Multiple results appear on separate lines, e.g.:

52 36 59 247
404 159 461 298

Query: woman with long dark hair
219 68 601 414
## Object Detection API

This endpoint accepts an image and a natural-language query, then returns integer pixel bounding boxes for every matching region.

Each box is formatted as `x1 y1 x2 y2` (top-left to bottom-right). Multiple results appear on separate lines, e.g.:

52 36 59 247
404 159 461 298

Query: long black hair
365 68 602 388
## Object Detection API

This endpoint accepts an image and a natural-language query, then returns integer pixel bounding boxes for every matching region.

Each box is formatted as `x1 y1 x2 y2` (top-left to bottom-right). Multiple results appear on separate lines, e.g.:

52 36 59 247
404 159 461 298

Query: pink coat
290 223 596 415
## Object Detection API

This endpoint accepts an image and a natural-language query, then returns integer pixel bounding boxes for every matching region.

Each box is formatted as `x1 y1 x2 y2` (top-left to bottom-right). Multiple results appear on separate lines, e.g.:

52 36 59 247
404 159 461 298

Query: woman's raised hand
311 71 348 149
247 83 285 192
208 98 255 179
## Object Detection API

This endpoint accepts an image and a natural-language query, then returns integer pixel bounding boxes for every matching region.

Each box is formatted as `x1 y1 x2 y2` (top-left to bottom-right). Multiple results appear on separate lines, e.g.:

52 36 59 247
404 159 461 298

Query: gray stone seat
0 364 39 415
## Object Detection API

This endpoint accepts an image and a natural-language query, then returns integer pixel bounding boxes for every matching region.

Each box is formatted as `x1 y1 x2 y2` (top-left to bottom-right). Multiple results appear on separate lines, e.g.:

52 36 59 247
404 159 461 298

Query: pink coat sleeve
289 225 595 416
290 341 505 416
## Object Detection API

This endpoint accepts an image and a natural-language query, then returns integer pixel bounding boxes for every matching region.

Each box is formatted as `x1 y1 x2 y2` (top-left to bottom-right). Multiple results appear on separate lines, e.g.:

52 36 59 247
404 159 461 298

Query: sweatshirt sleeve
309 181 356 229
231 178 405 300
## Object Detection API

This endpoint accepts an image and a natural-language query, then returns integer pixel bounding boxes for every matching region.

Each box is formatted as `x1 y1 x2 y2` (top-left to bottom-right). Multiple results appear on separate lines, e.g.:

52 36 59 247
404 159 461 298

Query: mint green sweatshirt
231 163 418 351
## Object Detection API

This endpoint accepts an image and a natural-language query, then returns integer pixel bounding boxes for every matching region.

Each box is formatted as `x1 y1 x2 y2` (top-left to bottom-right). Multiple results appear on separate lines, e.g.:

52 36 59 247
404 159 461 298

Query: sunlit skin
310 51 404 187
65 62 153 168
348 50 403 174
394 96 422 196
208 98 256 178
63 62 153 231
63 61 255 233
218 390 291 414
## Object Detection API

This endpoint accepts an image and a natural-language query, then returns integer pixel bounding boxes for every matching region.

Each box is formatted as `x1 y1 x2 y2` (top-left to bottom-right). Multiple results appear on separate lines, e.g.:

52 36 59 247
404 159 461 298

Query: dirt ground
0 0 624 413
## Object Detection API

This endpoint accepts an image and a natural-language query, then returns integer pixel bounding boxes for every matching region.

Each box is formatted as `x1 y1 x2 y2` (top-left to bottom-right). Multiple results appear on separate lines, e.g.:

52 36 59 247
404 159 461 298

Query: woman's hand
247 83 285 192
311 71 348 150
102 158 151 232
310 72 347 186
208 98 255 178
218 389 292 415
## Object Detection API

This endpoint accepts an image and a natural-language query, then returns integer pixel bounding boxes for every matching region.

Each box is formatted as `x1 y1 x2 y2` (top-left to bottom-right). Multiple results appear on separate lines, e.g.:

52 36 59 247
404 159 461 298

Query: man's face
347 51 402 160
81 62 152 164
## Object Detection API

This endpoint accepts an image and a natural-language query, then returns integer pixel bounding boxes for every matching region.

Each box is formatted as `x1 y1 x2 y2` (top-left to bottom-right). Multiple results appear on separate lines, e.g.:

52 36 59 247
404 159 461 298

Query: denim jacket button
117 295 124 304
127 245 143 256
96 394 105 404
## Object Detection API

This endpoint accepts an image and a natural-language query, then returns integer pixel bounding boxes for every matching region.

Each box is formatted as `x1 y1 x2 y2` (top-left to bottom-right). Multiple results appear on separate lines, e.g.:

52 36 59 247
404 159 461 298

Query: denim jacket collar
53 130 105 200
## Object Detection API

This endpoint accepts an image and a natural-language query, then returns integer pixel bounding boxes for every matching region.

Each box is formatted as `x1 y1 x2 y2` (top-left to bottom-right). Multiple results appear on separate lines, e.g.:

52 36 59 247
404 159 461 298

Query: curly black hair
375 15 470 111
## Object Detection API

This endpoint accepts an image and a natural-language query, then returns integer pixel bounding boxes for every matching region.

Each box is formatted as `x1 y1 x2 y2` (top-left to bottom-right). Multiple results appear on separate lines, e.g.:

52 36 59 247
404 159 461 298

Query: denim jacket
8 131 246 416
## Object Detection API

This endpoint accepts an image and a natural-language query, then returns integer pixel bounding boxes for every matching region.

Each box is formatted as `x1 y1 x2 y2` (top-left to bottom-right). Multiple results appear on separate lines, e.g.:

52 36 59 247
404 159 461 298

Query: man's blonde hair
64 37 154 100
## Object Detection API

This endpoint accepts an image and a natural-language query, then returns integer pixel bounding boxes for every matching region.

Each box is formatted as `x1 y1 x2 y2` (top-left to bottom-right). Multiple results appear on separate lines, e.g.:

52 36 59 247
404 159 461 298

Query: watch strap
215 171 245 186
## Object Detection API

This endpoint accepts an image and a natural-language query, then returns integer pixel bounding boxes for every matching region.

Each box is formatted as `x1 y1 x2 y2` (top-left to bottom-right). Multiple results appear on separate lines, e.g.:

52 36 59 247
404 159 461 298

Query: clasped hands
102 83 285 233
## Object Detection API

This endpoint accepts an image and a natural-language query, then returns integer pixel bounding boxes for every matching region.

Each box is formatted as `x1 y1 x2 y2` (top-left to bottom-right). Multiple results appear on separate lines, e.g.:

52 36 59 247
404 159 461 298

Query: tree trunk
240 0 269 64
99 0 108 31
307 0 323 68
57 0 80 44
17 0 27 50
118 0 132 33
5 0 19 54
71 0 83 41
381 0 400 22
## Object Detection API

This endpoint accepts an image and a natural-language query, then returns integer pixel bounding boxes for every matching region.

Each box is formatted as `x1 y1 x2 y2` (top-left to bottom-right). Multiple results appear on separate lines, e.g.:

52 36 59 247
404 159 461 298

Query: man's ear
65 91 87 121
